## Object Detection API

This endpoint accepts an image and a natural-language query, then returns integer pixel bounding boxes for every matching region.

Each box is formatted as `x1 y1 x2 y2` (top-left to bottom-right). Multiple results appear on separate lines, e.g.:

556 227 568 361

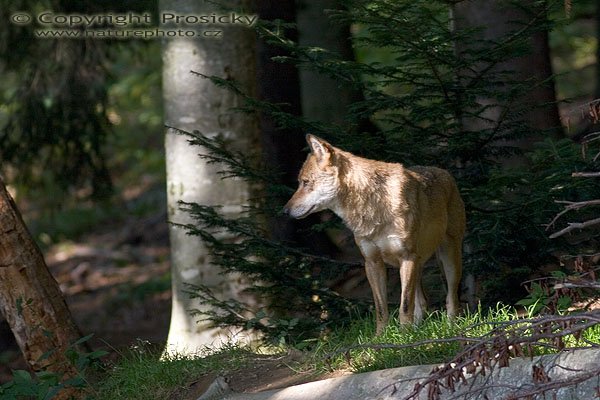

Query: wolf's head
283 135 340 219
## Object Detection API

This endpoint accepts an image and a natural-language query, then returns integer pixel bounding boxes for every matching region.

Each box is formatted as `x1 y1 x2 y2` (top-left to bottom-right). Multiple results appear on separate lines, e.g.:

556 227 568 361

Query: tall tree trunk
255 0 306 241
255 1 341 257
0 178 82 399
596 1 600 99
452 0 561 308
296 0 356 127
161 0 261 355
296 0 379 137
453 0 562 156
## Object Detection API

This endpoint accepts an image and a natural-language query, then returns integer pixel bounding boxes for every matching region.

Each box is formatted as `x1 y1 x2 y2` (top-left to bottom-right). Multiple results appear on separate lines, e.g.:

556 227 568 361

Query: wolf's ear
306 134 334 164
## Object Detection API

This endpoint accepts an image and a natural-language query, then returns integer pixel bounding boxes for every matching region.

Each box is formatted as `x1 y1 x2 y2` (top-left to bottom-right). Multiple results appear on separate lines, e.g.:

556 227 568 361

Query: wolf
283 135 466 334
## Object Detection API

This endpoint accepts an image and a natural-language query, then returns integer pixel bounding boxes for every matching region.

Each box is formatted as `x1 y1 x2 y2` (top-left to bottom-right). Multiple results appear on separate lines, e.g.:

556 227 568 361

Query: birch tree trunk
0 178 82 399
161 0 260 355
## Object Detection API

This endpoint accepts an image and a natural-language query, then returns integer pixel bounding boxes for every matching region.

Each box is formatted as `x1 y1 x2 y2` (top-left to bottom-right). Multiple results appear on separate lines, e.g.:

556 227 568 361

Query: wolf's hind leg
413 280 427 323
438 237 462 319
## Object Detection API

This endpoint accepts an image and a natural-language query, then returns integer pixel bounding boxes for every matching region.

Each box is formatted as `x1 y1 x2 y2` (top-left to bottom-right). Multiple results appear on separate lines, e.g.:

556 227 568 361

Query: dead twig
546 200 600 233
553 281 600 290
571 172 600 178
394 312 600 400
549 217 600 239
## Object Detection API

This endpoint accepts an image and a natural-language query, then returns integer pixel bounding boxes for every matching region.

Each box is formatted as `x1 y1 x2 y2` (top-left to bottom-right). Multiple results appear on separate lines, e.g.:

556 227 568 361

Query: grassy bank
89 305 600 399
3 305 598 399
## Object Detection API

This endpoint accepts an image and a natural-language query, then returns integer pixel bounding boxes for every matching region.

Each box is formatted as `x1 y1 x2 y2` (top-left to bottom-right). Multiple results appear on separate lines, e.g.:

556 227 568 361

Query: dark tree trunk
255 0 340 256
297 0 379 136
256 0 306 190
452 0 562 308
453 0 562 155
596 1 600 99
297 0 355 127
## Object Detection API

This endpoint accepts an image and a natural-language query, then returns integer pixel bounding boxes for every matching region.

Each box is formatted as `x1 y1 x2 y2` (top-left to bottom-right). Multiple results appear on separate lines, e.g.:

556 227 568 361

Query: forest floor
0 184 339 396
169 351 349 400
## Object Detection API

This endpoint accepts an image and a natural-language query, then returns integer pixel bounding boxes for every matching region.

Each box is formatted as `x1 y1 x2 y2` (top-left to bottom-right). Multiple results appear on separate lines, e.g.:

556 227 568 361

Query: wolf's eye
301 179 310 187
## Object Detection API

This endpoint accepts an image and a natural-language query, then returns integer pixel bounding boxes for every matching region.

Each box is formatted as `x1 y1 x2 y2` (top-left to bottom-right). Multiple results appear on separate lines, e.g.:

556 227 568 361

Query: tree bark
453 0 562 156
256 0 305 184
0 177 82 399
255 1 342 258
296 0 356 127
255 0 307 241
596 1 600 99
161 0 261 355
451 0 561 308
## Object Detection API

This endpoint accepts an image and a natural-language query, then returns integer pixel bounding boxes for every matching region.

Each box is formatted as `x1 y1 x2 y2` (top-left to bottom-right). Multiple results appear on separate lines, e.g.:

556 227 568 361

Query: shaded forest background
0 0 600 383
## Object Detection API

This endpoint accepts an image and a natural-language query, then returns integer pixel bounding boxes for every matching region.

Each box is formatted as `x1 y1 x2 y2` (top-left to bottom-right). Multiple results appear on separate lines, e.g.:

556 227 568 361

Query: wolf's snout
282 205 290 216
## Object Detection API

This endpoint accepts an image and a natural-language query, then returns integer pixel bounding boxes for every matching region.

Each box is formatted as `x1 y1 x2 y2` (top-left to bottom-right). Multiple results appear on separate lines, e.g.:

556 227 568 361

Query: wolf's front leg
364 258 388 335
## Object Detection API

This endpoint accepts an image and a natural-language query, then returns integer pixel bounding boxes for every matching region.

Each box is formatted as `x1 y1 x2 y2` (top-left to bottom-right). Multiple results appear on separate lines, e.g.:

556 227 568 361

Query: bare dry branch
581 131 600 144
546 200 600 232
393 312 600 400
502 366 600 400
549 217 600 239
572 172 600 178
554 282 600 290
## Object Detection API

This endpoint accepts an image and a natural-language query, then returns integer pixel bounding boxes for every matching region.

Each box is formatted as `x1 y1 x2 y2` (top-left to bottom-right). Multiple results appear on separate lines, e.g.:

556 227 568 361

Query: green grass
311 304 600 373
85 305 600 399
90 342 252 400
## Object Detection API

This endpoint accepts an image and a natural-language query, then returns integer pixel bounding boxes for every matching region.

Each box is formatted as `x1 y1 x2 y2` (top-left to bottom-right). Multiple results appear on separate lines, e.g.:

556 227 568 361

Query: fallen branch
549 217 600 239
440 363 600 400
200 348 600 400
571 172 600 178
553 281 600 290
546 199 600 232
396 312 600 400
